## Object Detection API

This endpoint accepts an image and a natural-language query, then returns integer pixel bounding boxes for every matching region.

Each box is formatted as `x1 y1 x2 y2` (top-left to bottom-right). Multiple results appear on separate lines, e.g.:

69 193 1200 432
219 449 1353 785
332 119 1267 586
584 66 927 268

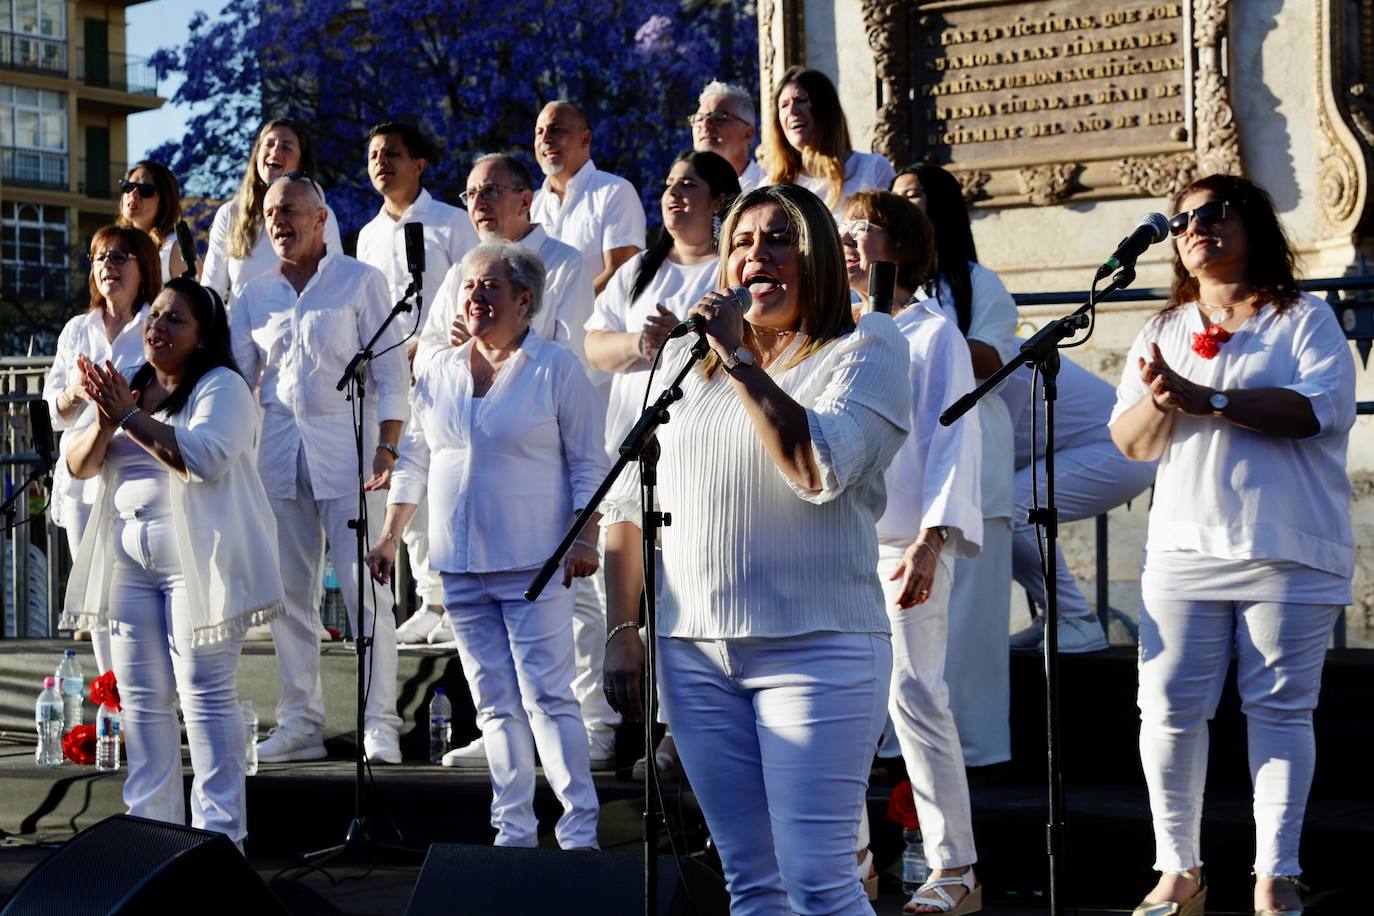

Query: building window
0 83 66 187
0 0 67 39
1 200 69 300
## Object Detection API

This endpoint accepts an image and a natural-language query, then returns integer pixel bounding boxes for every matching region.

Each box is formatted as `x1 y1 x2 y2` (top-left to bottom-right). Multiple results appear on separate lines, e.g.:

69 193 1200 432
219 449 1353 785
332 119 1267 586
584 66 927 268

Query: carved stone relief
1315 0 1372 235
1018 164 1079 206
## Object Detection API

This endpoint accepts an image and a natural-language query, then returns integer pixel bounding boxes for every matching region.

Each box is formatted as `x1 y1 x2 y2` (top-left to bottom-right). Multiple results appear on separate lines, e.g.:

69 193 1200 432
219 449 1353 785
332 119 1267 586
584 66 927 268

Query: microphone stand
527 332 712 916
301 278 423 867
940 266 1137 916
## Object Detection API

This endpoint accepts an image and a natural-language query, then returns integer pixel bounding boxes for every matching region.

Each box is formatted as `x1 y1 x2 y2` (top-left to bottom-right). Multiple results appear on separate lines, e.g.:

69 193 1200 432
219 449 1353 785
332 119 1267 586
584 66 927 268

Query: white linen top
230 251 410 502
876 301 983 561
738 159 768 193
920 262 1019 519
61 367 287 645
158 237 175 284
106 428 170 515
389 330 609 574
1109 293 1356 581
414 224 598 379
602 313 911 639
355 189 479 329
201 198 344 306
42 304 149 523
530 160 647 280
585 251 718 456
793 151 897 219
1011 350 1120 470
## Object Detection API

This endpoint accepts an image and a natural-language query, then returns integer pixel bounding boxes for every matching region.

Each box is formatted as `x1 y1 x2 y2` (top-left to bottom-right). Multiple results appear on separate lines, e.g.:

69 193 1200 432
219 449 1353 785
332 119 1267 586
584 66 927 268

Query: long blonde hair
227 118 317 260
763 67 852 209
703 183 855 379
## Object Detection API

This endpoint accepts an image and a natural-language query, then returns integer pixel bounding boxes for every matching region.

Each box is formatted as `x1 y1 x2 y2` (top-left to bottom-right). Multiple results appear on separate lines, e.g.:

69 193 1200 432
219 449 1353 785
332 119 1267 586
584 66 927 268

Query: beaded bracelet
116 408 140 430
605 620 638 647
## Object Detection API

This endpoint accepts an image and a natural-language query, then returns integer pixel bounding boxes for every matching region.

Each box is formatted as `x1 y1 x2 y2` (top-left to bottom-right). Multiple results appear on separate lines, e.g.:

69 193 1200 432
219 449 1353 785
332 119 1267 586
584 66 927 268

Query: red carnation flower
885 778 921 830
90 670 121 711
62 724 96 765
1191 324 1232 360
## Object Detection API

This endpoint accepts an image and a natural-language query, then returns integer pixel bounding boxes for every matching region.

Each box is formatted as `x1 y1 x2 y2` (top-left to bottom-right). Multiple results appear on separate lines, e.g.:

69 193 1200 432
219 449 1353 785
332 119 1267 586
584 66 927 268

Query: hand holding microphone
682 286 752 362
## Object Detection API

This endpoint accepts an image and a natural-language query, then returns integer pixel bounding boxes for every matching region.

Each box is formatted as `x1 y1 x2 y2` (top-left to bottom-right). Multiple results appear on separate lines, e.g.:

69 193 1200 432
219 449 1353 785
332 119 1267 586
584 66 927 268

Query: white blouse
793 151 896 219
1109 293 1356 584
584 251 718 457
876 301 983 561
390 330 609 574
602 313 911 639
201 198 344 307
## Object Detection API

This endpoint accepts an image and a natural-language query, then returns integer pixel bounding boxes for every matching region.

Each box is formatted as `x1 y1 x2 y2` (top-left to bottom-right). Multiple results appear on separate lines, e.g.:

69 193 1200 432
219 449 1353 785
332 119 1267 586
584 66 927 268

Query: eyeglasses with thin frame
1168 199 1229 237
460 183 520 207
687 110 749 129
837 219 876 241
91 250 134 266
120 179 157 199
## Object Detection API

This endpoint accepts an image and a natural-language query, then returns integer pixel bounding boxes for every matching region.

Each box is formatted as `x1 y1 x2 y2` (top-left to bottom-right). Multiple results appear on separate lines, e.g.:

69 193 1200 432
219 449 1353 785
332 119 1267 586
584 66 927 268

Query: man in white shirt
530 101 646 294
356 121 478 647
691 80 767 192
230 175 410 764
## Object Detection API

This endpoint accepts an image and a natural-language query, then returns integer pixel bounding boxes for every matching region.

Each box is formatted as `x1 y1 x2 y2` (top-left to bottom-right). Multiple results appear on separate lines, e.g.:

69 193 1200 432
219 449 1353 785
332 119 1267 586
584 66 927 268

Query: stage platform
0 640 1368 914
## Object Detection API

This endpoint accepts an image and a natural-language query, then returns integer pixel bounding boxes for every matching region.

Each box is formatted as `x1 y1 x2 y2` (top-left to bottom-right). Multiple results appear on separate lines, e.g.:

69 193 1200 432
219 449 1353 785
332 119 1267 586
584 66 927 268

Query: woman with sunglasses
891 162 1018 770
763 66 895 219
201 117 342 306
1109 175 1355 916
43 226 162 673
117 161 186 282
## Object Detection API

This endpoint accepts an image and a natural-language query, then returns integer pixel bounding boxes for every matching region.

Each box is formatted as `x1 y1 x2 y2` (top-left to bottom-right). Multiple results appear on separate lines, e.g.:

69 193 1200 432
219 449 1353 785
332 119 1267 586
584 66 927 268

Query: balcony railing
78 157 128 199
0 264 71 305
0 30 67 76
76 49 157 95
0 146 67 190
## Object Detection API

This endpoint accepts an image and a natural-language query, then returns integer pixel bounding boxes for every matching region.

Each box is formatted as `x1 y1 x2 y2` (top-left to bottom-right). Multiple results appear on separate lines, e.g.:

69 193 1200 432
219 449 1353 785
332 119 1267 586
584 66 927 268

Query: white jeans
661 631 891 916
108 512 246 842
441 569 599 849
571 532 621 751
1137 596 1339 876
267 454 400 736
61 498 112 675
1013 443 1156 622
946 518 1012 766
879 549 978 868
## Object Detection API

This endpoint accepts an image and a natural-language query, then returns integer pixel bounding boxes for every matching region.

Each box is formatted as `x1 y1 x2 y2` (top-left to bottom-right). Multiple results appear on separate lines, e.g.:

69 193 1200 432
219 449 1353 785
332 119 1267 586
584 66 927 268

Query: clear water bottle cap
63 649 75 657
435 687 446 696
43 676 56 688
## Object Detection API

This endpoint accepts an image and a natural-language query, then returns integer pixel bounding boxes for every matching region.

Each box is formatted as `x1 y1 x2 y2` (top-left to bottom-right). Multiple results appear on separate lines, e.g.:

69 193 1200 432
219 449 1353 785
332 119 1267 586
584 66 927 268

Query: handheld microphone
404 222 426 292
666 286 753 339
174 220 197 278
27 399 55 476
1095 212 1169 281
866 261 896 314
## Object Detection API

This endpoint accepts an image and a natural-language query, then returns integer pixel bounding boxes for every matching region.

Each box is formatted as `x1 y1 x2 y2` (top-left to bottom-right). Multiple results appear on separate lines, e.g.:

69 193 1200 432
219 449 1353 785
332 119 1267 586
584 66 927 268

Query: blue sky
125 0 230 162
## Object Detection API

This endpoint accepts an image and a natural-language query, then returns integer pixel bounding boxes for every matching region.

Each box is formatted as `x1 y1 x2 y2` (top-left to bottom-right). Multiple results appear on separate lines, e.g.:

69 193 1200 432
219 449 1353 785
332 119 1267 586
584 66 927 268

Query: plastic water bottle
35 677 64 767
320 563 346 635
241 700 259 776
429 688 452 764
55 649 83 733
95 703 120 772
901 827 929 895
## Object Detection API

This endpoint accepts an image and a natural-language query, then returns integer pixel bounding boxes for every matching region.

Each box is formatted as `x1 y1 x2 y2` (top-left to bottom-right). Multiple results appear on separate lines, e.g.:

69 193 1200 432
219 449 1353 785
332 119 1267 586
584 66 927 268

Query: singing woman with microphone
602 183 911 915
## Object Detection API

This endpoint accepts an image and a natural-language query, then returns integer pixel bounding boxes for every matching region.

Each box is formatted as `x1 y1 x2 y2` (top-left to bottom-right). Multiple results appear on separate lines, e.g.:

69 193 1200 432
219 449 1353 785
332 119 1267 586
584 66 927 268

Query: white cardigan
61 366 286 646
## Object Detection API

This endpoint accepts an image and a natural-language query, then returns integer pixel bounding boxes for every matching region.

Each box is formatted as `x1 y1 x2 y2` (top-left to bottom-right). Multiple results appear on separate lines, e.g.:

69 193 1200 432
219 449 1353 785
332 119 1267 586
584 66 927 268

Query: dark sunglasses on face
120 179 157 198
1168 199 1229 237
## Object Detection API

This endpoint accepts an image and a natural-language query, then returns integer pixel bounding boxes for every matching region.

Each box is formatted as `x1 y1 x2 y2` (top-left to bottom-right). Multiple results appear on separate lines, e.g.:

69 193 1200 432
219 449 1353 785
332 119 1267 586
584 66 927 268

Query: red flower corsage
1190 324 1232 359
885 778 921 830
90 670 121 711
62 724 96 765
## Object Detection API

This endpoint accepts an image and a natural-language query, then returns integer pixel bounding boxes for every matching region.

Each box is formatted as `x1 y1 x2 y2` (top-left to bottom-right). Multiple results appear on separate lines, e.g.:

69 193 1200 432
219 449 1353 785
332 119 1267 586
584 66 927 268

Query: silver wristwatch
1208 392 1229 417
721 345 756 373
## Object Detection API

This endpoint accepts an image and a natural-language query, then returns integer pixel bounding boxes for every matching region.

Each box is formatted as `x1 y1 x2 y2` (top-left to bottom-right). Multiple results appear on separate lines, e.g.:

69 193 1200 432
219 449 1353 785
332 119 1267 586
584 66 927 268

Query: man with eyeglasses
230 174 409 765
530 100 646 295
691 80 767 192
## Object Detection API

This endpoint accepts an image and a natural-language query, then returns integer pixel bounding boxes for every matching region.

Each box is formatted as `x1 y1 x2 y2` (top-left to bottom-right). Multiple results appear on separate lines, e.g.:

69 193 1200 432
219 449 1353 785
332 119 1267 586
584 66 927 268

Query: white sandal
904 869 982 915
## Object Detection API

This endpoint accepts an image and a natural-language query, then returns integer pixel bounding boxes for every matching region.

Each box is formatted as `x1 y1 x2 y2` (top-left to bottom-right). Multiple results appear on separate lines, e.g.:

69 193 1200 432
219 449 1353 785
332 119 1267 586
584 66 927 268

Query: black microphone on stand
404 221 425 297
666 285 753 339
1095 212 1169 281
27 399 55 478
866 260 896 314
175 220 198 278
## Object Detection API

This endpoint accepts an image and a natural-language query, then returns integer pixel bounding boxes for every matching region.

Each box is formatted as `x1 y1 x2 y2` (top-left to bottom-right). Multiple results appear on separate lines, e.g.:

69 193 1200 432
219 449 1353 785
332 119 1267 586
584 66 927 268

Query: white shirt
42 304 150 519
158 238 175 284
390 331 609 574
202 198 345 306
530 159 647 281
230 252 410 502
876 301 983 560
1109 293 1356 581
738 159 768 193
794 151 896 218
414 224 597 378
355 189 479 329
602 313 911 639
1011 350 1120 470
585 251 718 456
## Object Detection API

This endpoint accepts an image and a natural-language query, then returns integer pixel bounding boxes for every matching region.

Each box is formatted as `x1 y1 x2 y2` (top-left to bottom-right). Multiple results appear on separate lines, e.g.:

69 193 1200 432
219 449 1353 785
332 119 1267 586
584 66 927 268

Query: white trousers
1137 595 1339 876
661 631 891 916
1013 443 1156 622
442 569 599 849
401 498 445 607
571 535 621 751
61 498 112 675
267 455 400 736
879 549 978 867
108 513 246 843
945 518 1012 766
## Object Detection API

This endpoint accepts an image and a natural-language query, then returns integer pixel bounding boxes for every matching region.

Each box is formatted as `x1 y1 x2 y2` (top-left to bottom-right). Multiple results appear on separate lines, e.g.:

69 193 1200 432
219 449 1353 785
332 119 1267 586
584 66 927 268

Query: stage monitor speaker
404 843 729 915
0 814 287 916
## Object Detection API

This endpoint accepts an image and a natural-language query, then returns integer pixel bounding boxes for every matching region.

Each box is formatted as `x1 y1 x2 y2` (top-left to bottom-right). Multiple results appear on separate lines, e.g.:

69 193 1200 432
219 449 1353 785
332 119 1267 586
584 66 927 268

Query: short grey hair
471 152 534 191
698 80 756 124
461 240 547 319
